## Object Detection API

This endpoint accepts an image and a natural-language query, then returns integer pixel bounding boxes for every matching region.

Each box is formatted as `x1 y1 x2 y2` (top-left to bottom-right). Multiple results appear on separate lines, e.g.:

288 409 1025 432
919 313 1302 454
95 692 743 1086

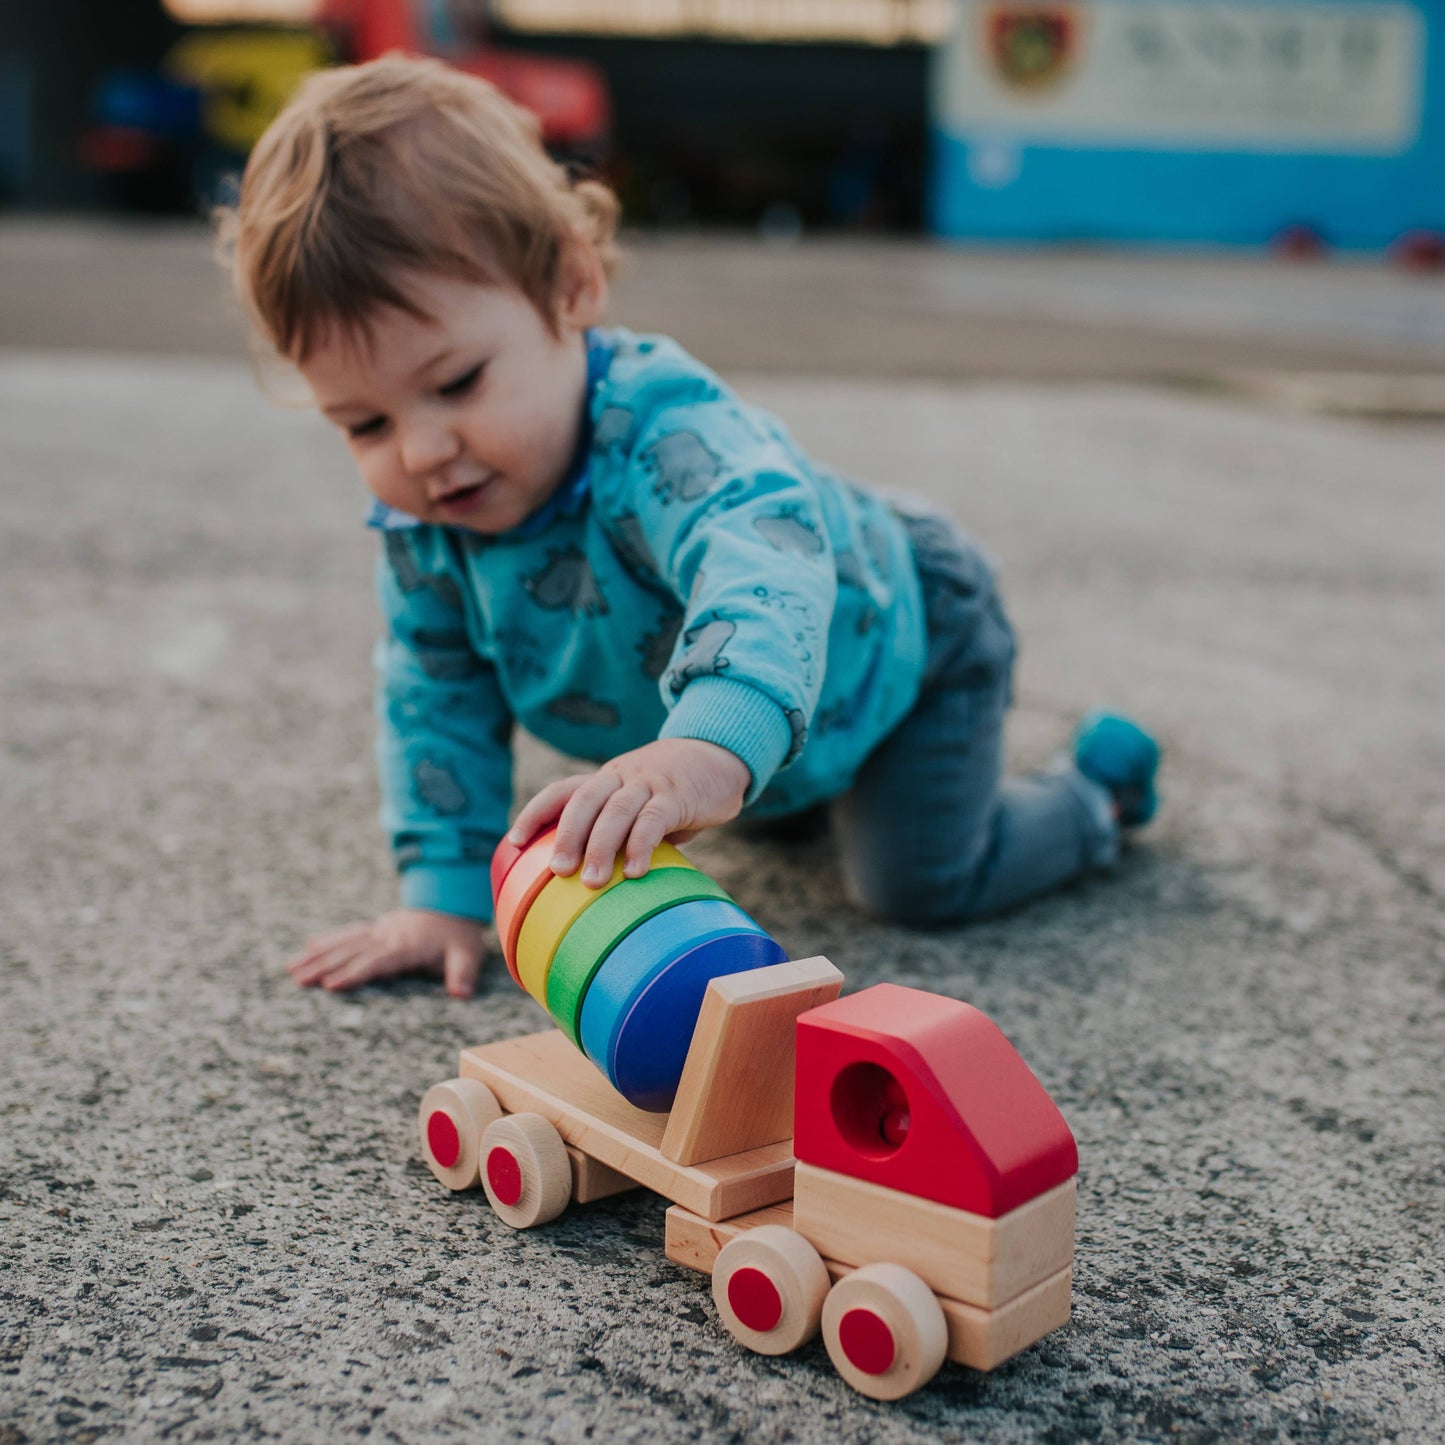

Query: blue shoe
1074 711 1161 827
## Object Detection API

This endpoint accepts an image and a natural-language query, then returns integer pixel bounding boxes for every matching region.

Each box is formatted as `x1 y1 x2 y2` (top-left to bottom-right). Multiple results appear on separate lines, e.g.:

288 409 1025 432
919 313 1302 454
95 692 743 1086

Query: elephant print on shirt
753 507 825 558
783 707 808 766
639 608 685 681
593 404 634 453
643 430 725 505
834 546 867 591
410 627 485 682
414 757 468 815
521 546 609 617
606 510 663 590
385 530 426 594
665 616 735 697
546 692 621 729
385 531 464 612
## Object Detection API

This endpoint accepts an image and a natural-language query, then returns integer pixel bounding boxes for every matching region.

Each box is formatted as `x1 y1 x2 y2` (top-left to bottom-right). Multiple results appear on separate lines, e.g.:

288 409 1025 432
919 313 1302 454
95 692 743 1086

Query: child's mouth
435 478 492 516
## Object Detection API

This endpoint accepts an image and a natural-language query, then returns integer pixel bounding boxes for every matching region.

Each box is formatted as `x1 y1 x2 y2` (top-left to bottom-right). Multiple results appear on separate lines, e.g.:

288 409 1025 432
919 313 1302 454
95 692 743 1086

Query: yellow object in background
163 28 333 153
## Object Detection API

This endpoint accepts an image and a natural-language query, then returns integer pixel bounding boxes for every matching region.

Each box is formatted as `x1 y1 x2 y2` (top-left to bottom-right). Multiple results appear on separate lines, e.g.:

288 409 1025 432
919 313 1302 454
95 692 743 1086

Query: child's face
299 260 606 534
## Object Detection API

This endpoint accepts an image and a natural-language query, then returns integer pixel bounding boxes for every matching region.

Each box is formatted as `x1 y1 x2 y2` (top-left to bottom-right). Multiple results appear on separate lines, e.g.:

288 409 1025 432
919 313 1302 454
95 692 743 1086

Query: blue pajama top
369 328 927 921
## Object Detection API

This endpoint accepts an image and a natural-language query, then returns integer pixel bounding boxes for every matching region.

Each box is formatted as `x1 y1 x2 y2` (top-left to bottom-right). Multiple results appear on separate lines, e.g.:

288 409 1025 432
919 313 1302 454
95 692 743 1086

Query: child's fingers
289 934 373 985
286 921 370 974
622 797 683 877
550 772 623 876
442 940 483 999
508 776 585 847
319 946 398 991
579 781 652 885
297 942 377 989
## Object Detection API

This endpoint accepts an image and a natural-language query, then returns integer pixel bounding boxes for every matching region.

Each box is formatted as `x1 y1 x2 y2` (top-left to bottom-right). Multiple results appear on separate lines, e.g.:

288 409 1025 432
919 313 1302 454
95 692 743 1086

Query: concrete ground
2 224 1443 1443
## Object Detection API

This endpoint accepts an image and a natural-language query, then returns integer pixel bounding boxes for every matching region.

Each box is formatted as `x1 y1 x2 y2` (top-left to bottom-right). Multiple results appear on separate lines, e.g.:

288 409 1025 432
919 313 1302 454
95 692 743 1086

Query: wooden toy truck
417 954 1078 1401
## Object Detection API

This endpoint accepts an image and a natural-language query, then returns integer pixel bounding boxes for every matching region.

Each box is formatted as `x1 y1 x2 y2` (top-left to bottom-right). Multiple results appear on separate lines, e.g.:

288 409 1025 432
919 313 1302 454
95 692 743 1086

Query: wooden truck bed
460 1029 795 1220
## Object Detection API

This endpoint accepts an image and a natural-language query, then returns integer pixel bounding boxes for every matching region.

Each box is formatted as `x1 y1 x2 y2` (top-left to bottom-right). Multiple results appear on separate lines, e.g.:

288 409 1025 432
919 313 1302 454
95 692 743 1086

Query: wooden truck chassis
419 955 1077 1401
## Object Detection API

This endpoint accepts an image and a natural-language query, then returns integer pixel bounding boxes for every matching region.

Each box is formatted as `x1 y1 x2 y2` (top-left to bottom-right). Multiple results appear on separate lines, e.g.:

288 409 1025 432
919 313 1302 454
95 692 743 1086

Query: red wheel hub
427 1110 461 1169
727 1266 783 1333
486 1146 523 1206
838 1307 895 1375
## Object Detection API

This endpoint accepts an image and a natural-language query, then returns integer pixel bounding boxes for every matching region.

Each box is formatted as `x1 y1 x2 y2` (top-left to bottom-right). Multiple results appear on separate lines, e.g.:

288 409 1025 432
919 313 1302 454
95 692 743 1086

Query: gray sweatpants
829 510 1117 925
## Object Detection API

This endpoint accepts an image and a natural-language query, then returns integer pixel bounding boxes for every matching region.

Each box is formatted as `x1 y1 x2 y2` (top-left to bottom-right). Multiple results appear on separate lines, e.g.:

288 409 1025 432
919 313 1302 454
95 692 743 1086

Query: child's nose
398 418 460 476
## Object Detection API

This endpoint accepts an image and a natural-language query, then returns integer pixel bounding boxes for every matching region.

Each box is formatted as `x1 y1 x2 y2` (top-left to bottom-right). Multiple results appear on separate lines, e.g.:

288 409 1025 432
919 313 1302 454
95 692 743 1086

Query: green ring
546 867 733 1046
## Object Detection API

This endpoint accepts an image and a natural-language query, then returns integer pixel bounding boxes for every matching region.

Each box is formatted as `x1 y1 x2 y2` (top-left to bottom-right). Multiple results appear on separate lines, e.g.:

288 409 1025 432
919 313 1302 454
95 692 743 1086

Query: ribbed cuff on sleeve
400 862 495 923
659 676 795 806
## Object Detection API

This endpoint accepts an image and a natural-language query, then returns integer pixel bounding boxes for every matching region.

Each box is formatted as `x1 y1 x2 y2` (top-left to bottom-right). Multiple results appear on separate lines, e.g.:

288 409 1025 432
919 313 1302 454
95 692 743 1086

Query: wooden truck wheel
821 1263 948 1401
712 1226 830 1355
479 1113 572 1228
418 1078 503 1191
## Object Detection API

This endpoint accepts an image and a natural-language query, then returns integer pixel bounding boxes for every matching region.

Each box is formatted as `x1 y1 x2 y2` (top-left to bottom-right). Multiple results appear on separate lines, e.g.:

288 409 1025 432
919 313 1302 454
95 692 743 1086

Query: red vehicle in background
321 0 609 153
82 0 611 210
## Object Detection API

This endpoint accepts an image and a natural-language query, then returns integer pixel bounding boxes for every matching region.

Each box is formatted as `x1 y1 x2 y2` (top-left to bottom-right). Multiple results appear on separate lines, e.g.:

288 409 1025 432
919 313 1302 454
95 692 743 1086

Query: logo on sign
984 4 1081 90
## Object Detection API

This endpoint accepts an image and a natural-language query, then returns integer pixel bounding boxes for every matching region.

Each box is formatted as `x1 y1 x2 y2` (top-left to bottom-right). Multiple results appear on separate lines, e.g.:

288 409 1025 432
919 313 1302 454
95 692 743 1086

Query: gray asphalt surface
2 230 1444 1443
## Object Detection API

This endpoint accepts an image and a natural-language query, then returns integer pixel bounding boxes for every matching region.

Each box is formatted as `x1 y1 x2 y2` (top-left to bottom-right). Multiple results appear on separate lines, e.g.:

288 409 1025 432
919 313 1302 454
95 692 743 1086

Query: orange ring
494 825 560 985
490 821 555 909
490 836 527 910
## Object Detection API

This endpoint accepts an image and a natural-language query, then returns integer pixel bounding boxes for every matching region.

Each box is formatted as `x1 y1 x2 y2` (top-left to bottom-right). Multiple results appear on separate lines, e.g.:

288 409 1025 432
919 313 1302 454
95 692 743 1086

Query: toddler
224 56 1160 999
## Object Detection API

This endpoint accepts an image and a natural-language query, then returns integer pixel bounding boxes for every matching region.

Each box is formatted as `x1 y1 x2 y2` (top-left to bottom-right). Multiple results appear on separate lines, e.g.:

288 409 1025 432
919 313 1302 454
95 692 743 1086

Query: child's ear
556 233 608 331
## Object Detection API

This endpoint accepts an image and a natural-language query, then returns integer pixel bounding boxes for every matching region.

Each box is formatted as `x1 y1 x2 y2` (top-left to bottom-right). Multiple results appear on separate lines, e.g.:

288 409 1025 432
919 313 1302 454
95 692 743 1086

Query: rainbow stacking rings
491 828 785 1111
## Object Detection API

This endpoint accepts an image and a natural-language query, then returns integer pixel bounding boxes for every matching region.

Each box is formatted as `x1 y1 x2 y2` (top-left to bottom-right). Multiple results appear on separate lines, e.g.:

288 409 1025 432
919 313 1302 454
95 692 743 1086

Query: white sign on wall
162 0 320 19
491 0 955 44
934 0 1423 152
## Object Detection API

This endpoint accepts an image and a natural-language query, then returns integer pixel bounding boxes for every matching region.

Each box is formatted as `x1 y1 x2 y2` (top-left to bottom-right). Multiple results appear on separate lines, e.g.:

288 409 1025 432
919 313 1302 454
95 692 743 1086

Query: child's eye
439 364 483 398
347 415 386 439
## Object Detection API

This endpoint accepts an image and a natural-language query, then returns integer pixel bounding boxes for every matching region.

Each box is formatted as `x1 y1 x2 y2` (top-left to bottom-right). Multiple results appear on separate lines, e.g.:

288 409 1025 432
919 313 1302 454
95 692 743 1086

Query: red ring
426 1110 461 1170
486 1146 524 1207
727 1266 783 1333
838 1307 895 1375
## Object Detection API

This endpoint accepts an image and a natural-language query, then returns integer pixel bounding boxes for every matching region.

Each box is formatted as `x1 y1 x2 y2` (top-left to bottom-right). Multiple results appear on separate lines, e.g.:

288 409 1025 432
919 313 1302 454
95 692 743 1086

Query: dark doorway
488 29 931 232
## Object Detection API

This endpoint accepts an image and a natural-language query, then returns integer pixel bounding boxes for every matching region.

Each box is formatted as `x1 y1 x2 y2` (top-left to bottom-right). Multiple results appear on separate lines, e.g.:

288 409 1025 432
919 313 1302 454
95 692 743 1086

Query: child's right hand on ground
285 909 493 998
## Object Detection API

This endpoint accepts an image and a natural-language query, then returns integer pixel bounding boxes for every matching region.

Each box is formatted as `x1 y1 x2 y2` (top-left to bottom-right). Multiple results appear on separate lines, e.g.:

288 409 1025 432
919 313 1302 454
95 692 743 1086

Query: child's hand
509 738 752 887
285 909 493 997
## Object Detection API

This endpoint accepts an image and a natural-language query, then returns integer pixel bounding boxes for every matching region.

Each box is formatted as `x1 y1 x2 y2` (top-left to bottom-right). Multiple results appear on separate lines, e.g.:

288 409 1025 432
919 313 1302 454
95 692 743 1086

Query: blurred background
4 13 1445 1441
2 0 1442 245
3 0 1445 387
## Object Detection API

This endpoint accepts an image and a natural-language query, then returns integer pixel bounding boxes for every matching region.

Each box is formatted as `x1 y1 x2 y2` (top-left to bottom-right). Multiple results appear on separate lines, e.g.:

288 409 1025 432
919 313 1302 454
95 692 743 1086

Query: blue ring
578 897 787 1111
